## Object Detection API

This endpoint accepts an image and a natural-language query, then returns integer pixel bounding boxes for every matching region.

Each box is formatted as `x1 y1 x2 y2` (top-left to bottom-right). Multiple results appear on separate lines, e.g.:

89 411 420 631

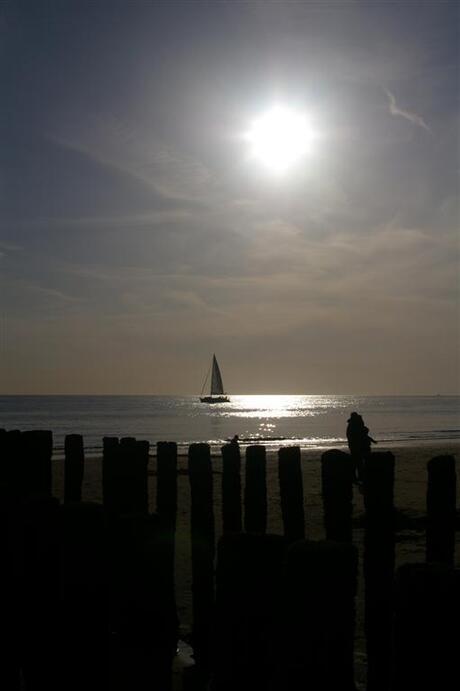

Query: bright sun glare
245 106 315 173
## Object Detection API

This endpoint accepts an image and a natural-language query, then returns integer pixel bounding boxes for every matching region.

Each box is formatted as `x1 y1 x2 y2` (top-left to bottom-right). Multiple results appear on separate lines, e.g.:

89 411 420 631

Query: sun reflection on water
224 394 347 418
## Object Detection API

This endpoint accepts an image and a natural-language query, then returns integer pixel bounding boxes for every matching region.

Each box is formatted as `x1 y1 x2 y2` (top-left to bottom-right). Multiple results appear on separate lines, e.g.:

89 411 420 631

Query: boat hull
200 396 230 404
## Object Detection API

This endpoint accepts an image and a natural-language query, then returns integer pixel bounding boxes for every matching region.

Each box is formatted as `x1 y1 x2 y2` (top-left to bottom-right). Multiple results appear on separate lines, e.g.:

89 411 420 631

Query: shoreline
53 438 460 461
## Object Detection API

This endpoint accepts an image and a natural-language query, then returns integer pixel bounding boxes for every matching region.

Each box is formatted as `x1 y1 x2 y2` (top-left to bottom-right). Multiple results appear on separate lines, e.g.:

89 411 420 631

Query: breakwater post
1 429 21 495
363 451 395 691
321 449 354 542
156 441 178 644
244 445 267 534
119 437 149 515
156 441 178 551
392 563 459 691
55 502 108 691
426 455 456 565
279 540 358 690
278 446 305 542
221 443 242 533
102 437 149 516
188 443 215 672
214 533 286 691
64 434 85 504
22 430 53 497
102 436 119 515
109 512 177 691
0 429 20 687
18 495 60 690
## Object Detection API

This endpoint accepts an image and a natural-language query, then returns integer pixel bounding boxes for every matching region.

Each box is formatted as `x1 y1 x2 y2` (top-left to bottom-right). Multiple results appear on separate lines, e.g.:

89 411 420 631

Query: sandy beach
51 442 459 688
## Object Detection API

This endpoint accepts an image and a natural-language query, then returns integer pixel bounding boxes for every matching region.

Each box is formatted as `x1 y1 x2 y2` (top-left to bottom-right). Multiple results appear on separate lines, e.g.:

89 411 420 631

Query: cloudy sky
0 0 458 394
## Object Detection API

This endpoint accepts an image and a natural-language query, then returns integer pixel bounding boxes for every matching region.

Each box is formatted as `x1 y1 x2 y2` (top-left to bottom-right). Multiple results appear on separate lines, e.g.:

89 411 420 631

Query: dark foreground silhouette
0 428 457 690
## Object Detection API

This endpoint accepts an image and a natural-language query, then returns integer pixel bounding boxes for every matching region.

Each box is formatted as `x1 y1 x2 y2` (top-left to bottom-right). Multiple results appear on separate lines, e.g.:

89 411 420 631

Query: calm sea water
0 395 459 456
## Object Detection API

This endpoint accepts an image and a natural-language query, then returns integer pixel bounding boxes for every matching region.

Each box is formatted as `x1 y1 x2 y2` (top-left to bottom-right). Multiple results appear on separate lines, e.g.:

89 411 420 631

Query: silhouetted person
346 413 376 483
230 434 239 446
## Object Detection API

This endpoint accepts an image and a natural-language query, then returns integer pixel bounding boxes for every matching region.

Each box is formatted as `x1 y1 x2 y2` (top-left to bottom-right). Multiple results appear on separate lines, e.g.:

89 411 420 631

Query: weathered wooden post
0 429 21 686
188 443 215 672
156 441 178 537
279 446 305 542
103 437 149 516
0 428 6 481
279 539 358 690
156 441 178 646
55 502 109 691
3 430 21 495
214 532 286 691
120 437 149 515
109 512 177 691
22 430 53 496
244 445 267 534
64 434 85 504
363 451 395 691
2 495 59 689
221 443 242 533
321 449 354 542
392 563 459 691
102 436 119 514
426 455 456 565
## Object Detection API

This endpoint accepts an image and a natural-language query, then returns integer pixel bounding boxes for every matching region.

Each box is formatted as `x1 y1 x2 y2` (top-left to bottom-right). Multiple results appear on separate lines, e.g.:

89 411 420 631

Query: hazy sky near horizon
0 0 459 394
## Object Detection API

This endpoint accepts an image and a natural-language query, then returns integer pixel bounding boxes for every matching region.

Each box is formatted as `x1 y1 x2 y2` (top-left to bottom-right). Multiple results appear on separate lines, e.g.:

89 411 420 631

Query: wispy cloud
385 89 431 132
49 112 216 207
0 241 22 252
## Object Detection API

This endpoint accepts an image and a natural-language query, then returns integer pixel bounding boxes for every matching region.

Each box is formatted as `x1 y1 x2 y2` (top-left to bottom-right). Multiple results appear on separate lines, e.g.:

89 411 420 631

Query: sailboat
200 354 230 403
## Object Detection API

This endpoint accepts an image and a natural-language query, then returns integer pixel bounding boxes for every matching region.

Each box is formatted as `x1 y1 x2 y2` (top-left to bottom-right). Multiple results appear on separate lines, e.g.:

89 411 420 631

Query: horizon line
0 392 459 397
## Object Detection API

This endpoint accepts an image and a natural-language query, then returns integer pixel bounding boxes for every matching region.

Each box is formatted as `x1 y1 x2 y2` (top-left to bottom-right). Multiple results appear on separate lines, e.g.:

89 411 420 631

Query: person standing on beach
346 413 377 482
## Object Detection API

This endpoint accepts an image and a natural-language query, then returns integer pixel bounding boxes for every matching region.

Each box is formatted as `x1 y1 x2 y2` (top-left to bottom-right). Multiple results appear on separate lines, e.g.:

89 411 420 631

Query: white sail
210 354 225 395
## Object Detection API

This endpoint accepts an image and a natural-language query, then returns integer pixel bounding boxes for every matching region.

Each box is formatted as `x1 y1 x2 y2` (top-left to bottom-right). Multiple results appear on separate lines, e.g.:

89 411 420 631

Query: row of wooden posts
0 428 458 691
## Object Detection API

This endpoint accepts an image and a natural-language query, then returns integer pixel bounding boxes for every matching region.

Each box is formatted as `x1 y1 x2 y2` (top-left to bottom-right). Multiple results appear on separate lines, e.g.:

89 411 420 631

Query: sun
245 105 315 173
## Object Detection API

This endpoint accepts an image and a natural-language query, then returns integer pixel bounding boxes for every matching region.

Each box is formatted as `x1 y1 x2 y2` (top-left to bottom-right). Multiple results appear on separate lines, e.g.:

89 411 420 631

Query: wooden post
102 436 119 514
244 445 267 534
156 441 178 533
3 430 21 497
214 533 286 691
426 455 456 565
392 563 459 691
279 540 358 691
156 441 178 646
22 430 53 496
103 437 149 516
0 430 21 686
279 446 305 542
221 443 242 533
363 451 395 691
188 443 215 671
120 437 149 515
321 449 354 542
55 502 109 691
19 496 60 690
64 434 85 504
109 513 177 691
0 428 6 487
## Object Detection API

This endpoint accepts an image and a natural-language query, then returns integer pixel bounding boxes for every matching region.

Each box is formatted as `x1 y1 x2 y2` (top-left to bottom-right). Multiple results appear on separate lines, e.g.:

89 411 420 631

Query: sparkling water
1 395 459 456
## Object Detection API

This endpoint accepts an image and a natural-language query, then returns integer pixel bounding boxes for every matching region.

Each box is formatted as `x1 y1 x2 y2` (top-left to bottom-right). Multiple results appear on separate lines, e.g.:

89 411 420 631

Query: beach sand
51 442 459 688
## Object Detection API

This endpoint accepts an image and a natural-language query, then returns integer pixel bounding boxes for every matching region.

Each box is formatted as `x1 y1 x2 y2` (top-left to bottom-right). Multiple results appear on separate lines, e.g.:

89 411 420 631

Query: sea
0 395 459 457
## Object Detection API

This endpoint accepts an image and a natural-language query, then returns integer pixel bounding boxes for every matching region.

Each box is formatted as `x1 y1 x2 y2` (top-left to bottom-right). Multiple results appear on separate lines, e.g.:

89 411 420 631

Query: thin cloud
385 89 431 132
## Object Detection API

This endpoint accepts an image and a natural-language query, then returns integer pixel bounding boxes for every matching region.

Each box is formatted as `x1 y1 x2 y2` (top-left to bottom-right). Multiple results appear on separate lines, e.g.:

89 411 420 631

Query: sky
0 0 458 395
